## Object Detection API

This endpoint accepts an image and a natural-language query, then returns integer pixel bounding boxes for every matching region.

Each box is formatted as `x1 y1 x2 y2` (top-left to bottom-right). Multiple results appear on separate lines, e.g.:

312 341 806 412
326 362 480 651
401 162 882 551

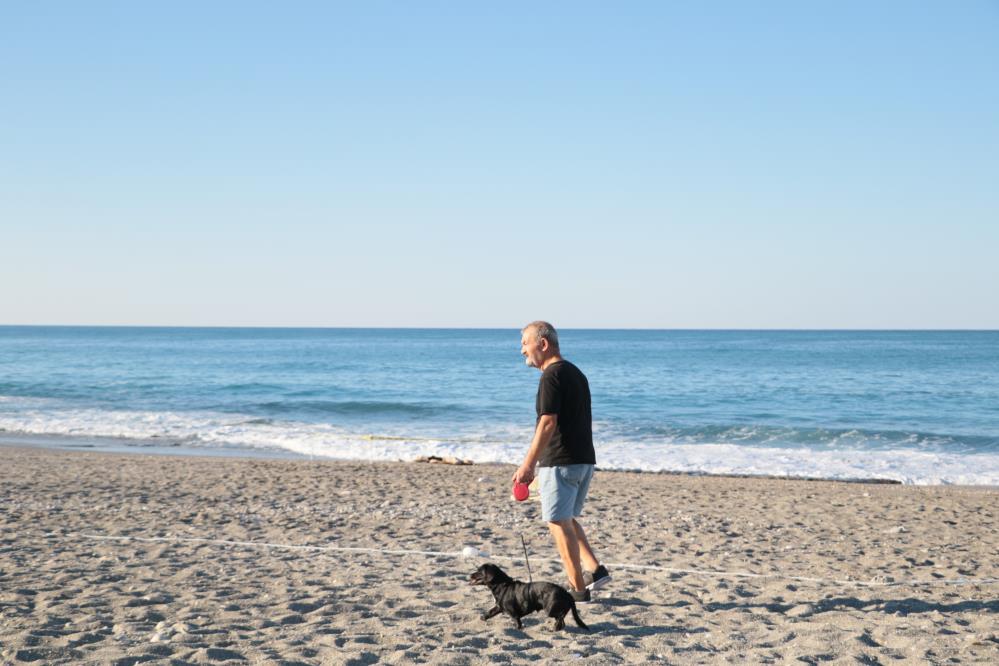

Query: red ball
512 482 530 501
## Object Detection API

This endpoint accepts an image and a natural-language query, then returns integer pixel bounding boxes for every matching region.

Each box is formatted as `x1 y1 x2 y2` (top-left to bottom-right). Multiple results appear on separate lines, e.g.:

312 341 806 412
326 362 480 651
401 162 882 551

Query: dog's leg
480 606 502 622
570 604 589 631
553 615 565 631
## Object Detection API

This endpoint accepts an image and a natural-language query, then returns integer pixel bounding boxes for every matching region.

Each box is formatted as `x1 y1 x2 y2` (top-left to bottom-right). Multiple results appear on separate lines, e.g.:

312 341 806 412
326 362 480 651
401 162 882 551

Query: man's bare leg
548 519 585 591
572 518 600 573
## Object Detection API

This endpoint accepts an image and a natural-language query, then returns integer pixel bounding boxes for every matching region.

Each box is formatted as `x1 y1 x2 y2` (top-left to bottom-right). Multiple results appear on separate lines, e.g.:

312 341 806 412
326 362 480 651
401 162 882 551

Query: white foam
2 406 998 485
594 441 999 485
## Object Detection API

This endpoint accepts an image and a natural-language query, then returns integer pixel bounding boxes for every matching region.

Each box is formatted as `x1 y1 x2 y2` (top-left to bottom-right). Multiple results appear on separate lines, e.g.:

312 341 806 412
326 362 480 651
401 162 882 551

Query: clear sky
2 2 997 328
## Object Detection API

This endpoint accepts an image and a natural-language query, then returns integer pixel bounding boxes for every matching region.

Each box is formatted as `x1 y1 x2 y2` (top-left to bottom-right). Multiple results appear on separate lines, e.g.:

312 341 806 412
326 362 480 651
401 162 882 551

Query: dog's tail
570 602 589 631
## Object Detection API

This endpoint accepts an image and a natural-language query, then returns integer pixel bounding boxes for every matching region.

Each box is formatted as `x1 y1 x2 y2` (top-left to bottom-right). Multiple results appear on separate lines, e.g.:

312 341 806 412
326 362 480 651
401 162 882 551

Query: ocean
1 326 997 485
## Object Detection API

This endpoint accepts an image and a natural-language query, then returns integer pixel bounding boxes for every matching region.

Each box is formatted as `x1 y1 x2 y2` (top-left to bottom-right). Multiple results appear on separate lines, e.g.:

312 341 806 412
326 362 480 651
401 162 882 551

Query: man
514 321 611 602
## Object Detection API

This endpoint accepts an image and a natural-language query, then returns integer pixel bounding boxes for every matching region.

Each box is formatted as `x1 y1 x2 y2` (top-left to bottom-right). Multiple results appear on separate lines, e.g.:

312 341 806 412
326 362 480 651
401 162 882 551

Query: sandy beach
1 446 997 664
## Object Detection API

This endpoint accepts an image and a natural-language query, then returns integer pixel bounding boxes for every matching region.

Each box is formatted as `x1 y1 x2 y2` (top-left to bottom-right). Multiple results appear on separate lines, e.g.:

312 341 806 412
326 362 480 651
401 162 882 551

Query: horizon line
1 324 997 333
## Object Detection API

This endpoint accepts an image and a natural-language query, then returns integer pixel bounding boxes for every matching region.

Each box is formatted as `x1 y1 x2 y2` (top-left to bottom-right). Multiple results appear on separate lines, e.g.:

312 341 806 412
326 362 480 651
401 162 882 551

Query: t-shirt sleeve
538 369 561 415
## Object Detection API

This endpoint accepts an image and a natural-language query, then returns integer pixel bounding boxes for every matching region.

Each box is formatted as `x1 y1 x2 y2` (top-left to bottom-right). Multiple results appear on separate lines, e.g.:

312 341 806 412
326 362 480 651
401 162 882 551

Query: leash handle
520 533 533 583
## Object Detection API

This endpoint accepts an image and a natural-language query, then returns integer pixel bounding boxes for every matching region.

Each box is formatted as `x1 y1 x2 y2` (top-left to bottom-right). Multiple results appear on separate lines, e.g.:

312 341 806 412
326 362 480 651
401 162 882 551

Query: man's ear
539 338 549 352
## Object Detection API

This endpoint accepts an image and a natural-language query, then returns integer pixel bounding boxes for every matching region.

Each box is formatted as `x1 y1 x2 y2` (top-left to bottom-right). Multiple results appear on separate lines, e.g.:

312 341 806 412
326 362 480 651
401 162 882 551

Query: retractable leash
513 481 534 582
520 533 533 584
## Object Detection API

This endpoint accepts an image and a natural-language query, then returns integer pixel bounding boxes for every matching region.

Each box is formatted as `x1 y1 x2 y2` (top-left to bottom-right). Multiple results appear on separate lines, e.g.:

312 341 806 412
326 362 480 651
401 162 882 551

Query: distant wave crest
602 422 998 454
251 399 448 417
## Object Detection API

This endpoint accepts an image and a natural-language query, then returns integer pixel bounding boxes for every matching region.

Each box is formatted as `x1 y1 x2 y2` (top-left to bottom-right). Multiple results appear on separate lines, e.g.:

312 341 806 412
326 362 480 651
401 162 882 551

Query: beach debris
146 619 192 644
460 545 489 559
870 574 896 585
413 455 472 465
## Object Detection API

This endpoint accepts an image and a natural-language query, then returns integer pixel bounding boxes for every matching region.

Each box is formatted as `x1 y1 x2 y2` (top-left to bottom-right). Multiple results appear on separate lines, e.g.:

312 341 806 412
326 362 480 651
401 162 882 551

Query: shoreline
5 432 984 488
0 432 308 461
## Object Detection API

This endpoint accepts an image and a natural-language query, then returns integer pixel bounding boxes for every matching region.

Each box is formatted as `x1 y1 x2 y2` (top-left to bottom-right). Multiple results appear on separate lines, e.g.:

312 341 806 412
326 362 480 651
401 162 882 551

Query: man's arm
512 413 557 485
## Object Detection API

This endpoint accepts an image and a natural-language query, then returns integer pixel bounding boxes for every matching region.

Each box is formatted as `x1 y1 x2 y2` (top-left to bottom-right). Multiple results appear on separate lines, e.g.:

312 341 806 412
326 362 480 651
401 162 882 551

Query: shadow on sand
704 596 999 618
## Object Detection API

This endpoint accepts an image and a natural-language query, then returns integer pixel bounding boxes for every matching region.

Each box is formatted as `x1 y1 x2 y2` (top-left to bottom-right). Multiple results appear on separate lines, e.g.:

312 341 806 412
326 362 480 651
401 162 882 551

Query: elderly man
514 321 611 602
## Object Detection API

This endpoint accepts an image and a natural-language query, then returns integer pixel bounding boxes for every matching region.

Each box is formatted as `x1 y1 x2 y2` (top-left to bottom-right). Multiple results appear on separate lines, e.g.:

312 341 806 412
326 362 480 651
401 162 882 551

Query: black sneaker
584 565 612 591
569 588 591 604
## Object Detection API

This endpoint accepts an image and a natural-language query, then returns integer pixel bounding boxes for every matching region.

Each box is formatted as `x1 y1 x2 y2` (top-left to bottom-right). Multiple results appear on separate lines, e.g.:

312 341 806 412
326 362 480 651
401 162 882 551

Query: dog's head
469 563 512 586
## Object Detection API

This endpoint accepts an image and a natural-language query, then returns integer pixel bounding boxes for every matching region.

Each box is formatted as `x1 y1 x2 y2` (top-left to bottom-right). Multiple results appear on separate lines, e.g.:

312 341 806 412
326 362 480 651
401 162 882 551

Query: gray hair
522 321 560 351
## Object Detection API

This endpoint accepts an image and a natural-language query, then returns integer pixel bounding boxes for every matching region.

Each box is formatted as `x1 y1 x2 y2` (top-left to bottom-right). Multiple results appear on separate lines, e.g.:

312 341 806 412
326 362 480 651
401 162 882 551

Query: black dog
469 563 589 631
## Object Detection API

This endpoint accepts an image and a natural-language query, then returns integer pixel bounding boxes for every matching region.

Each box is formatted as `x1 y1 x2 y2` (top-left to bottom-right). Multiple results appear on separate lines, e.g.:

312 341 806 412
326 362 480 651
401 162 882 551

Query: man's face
521 329 547 369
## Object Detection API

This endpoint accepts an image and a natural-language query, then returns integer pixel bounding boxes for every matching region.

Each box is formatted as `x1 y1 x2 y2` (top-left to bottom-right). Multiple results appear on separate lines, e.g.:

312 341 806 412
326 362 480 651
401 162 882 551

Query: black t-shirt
536 360 595 467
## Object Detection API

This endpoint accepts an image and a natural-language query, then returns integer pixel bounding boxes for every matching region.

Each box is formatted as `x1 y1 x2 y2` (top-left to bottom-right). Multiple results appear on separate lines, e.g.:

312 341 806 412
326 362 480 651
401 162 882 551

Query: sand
1 446 997 665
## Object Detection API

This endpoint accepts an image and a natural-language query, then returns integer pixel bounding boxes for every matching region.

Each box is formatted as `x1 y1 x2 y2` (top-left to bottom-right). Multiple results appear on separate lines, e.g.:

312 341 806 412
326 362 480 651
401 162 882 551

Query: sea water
1 327 997 485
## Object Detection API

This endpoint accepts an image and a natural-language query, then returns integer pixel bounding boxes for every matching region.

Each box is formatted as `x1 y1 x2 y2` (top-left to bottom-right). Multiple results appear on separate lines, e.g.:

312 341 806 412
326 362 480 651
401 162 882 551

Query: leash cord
520 533 533 583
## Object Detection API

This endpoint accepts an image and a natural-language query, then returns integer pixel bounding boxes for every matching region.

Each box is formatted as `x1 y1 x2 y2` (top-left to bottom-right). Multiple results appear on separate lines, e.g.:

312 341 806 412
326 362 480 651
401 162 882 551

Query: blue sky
2 2 997 328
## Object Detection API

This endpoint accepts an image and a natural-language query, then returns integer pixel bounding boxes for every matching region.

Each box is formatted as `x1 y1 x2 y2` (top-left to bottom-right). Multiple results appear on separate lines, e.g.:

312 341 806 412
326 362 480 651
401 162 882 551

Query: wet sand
1 446 997 664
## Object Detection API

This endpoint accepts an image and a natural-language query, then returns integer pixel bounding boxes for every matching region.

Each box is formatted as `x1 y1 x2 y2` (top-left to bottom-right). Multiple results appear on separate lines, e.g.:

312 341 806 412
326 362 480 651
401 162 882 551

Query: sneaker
584 565 612 591
569 588 591 604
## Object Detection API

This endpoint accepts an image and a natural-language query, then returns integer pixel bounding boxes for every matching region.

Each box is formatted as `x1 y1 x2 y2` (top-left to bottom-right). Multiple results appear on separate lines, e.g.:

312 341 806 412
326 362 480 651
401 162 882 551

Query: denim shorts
538 464 594 522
